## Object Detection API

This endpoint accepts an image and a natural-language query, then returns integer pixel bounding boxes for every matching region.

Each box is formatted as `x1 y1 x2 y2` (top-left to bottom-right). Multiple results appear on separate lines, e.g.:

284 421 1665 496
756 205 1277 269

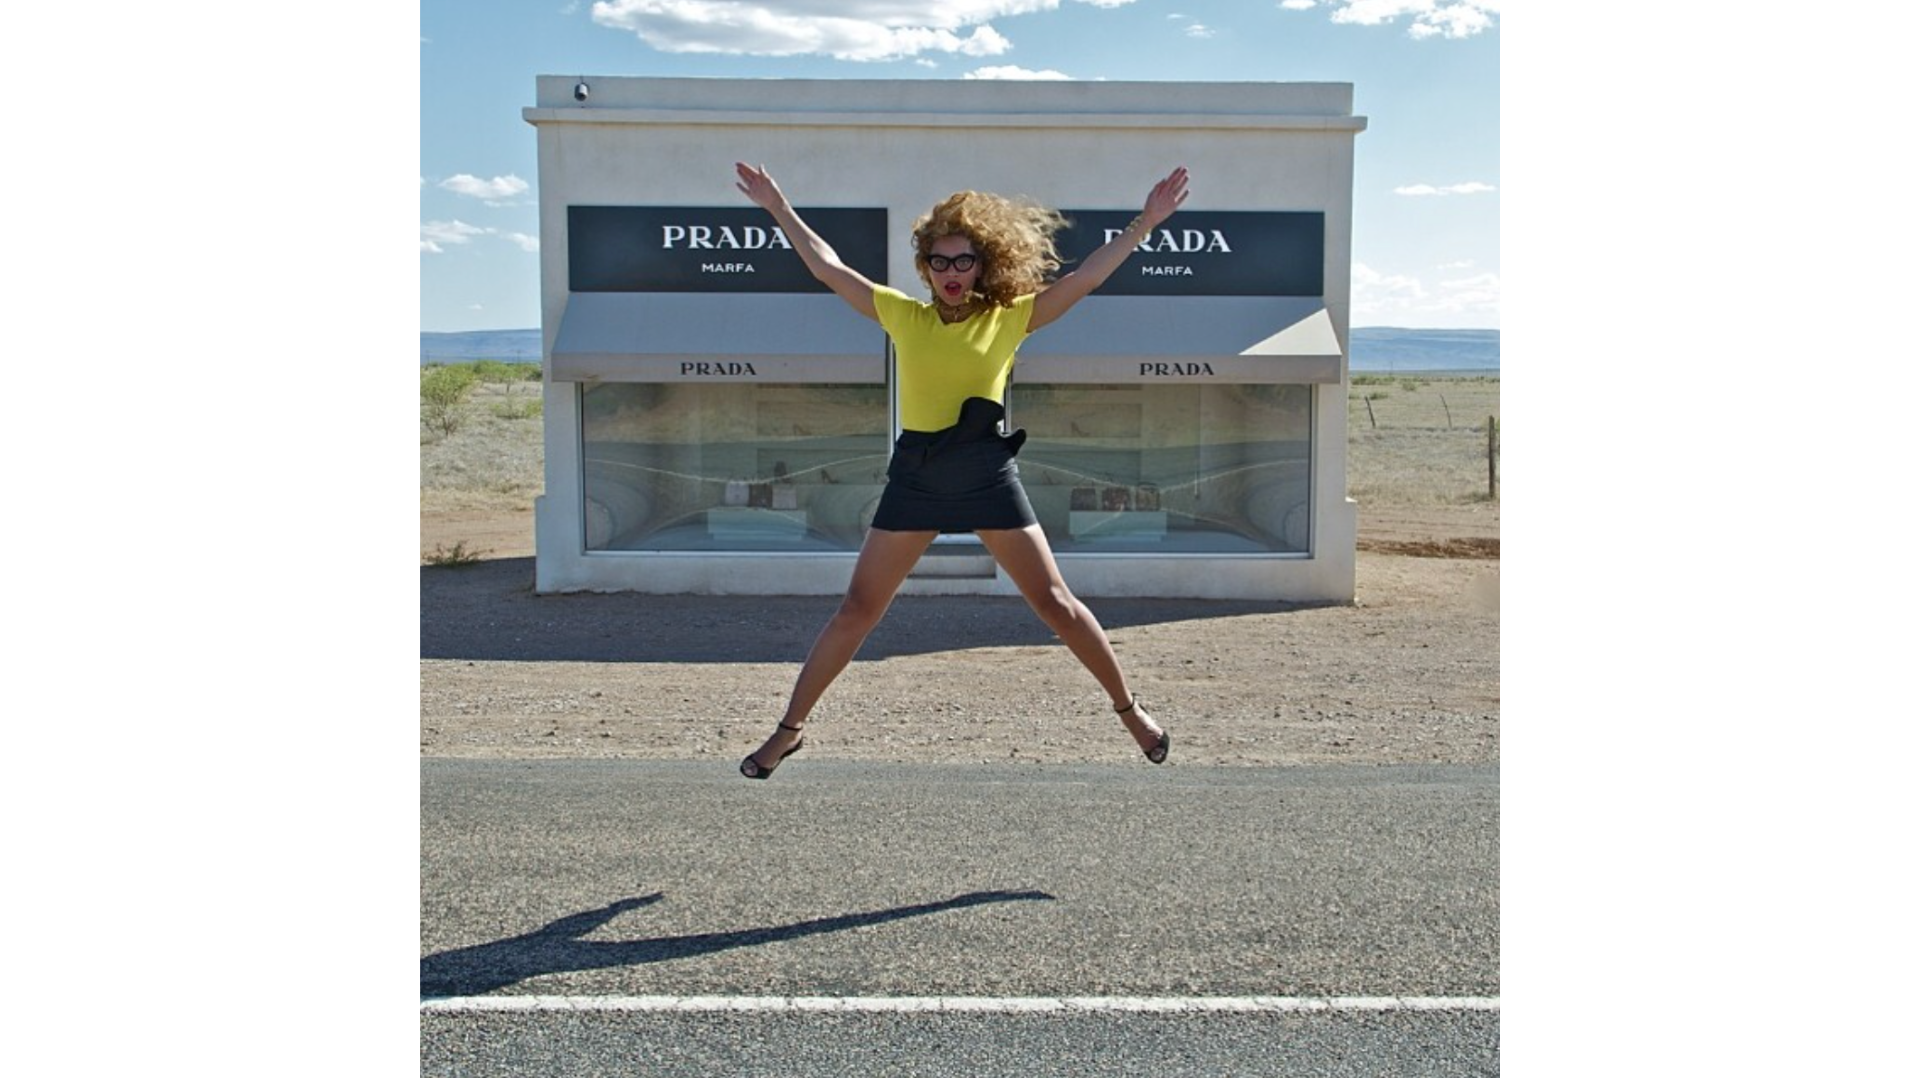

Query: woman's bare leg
744 527 937 771
974 525 1167 754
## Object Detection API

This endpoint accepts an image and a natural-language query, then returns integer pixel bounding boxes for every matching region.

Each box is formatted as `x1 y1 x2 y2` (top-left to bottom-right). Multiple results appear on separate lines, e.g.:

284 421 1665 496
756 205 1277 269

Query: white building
524 77 1366 601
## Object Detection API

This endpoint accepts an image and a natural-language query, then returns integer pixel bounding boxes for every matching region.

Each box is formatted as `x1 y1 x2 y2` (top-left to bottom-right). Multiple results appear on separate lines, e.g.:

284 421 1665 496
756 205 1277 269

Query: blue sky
421 0 1499 332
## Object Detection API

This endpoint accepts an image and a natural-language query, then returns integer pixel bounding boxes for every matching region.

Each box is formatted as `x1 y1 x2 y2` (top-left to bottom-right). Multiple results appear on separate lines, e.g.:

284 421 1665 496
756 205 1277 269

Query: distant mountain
420 329 541 364
421 325 1498 372
1349 327 1498 373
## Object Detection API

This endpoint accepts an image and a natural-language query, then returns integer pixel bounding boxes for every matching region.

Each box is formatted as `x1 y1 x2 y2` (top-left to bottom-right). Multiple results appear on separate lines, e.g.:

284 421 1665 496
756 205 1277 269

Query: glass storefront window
1013 382 1313 554
582 382 890 551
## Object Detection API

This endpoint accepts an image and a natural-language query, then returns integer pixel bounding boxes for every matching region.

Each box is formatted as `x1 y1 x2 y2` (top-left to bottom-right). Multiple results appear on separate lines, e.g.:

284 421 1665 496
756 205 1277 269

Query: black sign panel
1054 210 1324 297
568 206 889 293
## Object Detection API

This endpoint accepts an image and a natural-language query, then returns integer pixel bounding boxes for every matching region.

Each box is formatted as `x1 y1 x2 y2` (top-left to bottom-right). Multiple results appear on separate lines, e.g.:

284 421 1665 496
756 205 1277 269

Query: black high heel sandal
739 722 806 780
1116 696 1169 764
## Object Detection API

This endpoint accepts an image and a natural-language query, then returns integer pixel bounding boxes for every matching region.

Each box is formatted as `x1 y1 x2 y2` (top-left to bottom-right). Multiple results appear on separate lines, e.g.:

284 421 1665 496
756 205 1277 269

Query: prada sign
1055 210 1324 297
568 206 889 293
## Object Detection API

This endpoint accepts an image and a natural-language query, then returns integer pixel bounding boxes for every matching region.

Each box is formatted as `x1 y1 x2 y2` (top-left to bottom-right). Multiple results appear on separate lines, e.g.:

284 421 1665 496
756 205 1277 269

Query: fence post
1487 416 1499 499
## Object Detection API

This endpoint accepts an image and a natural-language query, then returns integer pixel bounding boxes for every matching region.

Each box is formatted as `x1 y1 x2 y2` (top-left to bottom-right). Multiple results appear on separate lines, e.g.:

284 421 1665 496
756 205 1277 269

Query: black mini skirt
870 397 1038 534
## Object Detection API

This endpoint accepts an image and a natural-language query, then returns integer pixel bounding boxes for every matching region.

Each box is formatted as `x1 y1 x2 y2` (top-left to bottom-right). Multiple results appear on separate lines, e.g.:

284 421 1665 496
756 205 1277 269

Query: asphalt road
421 759 1498 1075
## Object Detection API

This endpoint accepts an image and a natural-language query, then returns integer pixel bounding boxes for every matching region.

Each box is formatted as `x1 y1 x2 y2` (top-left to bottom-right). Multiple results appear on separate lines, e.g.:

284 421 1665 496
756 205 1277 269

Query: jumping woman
733 161 1189 779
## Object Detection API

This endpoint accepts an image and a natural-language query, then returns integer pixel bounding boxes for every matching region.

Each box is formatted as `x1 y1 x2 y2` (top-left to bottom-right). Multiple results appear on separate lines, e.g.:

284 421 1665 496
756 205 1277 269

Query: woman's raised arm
734 162 879 322
1029 166 1189 332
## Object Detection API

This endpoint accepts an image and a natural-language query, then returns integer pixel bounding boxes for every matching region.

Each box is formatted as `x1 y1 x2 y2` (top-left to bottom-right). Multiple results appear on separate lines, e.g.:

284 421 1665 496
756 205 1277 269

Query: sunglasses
926 253 979 273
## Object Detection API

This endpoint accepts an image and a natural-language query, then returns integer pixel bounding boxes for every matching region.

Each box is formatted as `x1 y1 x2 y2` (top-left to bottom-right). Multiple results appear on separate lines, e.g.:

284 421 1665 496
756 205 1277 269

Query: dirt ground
420 501 1497 769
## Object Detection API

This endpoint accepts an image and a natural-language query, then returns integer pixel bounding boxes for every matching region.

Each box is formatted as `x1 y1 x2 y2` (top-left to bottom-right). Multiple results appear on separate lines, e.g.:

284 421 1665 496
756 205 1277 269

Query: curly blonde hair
911 191 1069 308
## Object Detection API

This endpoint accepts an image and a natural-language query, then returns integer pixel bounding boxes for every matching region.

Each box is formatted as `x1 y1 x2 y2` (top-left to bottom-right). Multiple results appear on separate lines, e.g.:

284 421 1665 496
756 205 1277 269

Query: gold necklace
938 299 977 324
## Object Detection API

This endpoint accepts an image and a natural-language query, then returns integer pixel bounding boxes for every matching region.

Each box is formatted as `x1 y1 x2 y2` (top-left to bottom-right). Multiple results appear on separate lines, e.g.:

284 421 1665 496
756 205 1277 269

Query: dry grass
419 372 1501 513
420 379 545 513
1347 376 1500 506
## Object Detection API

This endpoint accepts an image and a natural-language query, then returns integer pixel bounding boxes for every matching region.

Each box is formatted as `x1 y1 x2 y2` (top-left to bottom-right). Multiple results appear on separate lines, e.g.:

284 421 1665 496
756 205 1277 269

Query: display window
583 379 1314 555
1013 382 1314 554
581 382 890 551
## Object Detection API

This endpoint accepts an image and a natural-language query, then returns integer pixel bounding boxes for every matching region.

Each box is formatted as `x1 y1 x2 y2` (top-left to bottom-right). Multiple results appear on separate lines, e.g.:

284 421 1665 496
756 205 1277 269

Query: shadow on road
422 557 1319 664
420 888 1056 998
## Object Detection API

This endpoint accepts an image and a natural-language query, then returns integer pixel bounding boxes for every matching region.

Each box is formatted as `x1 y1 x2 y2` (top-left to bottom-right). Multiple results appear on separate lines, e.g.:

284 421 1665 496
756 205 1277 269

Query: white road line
421 995 1499 1014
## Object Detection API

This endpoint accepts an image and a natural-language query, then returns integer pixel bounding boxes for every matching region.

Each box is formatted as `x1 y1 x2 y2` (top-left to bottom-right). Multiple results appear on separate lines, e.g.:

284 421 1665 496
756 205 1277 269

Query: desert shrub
471 360 541 384
492 398 543 420
422 364 479 438
423 540 489 567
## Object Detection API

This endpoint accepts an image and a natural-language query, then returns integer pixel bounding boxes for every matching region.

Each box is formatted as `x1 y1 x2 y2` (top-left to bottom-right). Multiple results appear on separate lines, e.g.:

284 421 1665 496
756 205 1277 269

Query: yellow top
873 286 1036 432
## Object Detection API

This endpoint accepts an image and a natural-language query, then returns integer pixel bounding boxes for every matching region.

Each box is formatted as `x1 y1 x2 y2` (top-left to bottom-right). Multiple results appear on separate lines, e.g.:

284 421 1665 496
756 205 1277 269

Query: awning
550 292 888 382
1016 296 1345 383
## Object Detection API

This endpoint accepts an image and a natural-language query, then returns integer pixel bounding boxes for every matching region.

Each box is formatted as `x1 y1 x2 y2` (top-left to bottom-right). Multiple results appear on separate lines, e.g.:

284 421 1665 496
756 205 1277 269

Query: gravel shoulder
420 504 1498 769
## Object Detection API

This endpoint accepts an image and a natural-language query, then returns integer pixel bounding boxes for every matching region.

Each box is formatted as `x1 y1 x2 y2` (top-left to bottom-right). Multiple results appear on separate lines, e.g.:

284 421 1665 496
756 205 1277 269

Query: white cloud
1184 22 1216 38
421 220 486 254
1279 1 1317 10
966 64 1074 80
421 220 540 255
1316 1 1496 38
439 174 530 202
1393 181 1496 196
1351 261 1428 311
588 1 1134 61
1434 271 1499 314
1351 261 1499 326
1407 1 1495 39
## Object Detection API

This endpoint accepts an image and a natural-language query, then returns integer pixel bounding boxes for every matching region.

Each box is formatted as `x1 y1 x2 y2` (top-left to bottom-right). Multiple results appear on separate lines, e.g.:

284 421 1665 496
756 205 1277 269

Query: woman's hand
1140 166 1190 230
1029 166 1192 332
734 162 790 214
733 161 880 322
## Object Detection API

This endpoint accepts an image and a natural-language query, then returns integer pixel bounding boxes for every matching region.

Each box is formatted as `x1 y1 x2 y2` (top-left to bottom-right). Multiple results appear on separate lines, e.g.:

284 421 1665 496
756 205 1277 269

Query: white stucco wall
525 77 1365 601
